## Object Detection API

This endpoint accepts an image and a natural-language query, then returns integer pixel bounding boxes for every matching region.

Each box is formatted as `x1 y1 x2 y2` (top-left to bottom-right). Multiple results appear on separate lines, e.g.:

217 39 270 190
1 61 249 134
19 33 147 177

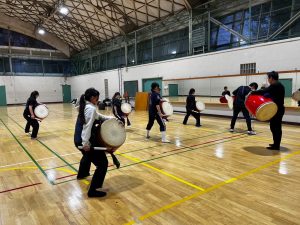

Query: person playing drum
251 71 285 150
146 82 170 143
74 88 113 198
229 82 258 135
23 90 40 140
183 88 201 127
112 92 131 127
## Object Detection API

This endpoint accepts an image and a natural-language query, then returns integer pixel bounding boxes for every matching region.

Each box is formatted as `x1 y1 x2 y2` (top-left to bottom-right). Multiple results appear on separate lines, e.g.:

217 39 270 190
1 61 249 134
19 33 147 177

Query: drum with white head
195 101 205 111
292 90 300 101
96 119 126 151
121 103 132 116
34 104 49 119
160 101 173 118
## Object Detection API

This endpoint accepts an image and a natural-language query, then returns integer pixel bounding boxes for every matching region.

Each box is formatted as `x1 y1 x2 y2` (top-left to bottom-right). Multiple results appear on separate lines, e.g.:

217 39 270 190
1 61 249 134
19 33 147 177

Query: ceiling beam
0 12 71 56
81 0 126 35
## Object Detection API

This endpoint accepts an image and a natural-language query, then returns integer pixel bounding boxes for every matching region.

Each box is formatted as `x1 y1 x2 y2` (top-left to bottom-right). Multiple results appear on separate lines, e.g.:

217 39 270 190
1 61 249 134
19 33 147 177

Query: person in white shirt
74 88 112 198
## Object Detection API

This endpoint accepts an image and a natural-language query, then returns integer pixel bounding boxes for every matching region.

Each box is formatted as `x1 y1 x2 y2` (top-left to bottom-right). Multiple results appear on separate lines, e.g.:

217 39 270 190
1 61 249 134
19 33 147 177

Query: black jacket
252 81 285 109
232 86 251 107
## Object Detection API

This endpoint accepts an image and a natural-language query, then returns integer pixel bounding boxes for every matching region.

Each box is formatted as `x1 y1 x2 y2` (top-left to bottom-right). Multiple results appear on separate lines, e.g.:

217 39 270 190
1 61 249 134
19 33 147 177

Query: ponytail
78 94 86 124
78 88 100 124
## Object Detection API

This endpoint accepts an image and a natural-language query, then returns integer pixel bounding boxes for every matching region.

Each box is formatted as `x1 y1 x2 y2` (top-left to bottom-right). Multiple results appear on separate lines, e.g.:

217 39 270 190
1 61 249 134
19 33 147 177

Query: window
240 63 256 74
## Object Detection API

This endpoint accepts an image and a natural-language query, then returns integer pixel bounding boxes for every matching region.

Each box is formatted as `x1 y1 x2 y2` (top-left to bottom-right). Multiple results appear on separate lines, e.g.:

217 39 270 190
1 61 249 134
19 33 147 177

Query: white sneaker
229 129 234 132
247 130 256 135
162 139 170 143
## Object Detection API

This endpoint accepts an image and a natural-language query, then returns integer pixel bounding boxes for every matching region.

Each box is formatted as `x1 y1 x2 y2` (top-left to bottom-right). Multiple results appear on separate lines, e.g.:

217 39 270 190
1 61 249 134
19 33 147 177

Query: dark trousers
77 148 108 191
230 105 252 131
270 107 285 147
114 113 131 126
298 101 300 107
183 110 200 126
146 113 166 132
23 113 39 138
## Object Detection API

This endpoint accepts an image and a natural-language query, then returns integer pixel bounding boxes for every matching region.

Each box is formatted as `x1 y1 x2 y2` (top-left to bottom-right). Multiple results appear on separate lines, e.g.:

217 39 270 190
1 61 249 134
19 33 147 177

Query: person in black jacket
229 82 258 135
222 86 231 96
183 88 201 127
23 91 40 139
112 92 131 126
146 82 169 143
251 71 285 150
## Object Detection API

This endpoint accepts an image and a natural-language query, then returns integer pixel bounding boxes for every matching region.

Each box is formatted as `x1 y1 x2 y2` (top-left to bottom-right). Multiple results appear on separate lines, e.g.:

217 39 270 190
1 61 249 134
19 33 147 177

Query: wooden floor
0 104 300 225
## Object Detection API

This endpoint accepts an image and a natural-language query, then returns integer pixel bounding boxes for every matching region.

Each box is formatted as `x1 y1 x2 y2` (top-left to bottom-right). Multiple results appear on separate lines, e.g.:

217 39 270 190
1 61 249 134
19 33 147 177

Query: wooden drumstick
78 146 107 151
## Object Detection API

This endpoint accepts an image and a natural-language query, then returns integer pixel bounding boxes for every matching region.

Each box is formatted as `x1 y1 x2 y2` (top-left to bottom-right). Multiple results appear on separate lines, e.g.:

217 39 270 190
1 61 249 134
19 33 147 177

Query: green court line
0 119 53 185
7 116 78 173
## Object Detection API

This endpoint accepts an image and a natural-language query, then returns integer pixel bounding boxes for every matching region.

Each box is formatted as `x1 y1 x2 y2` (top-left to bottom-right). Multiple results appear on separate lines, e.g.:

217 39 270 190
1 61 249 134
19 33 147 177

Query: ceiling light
38 28 45 35
59 6 69 15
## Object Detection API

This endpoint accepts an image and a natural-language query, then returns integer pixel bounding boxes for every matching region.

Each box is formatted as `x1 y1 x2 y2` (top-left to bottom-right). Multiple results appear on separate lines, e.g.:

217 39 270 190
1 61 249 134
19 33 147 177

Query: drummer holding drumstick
229 82 258 135
146 82 170 143
183 88 201 127
112 92 131 127
23 90 40 140
74 88 113 198
251 71 285 150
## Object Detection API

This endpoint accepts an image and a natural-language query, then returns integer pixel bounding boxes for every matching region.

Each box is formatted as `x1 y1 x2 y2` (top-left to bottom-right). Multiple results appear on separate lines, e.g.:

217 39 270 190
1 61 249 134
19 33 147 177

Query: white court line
0 152 81 169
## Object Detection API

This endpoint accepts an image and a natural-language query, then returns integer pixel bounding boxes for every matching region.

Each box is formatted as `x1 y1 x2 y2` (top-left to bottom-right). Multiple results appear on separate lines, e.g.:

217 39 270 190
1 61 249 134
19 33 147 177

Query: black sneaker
77 173 90 180
88 190 107 198
266 146 280 150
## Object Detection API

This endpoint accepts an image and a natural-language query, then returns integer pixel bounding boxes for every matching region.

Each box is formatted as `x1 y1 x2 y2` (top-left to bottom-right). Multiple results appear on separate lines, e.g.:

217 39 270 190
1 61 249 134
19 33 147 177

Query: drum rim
255 101 277 121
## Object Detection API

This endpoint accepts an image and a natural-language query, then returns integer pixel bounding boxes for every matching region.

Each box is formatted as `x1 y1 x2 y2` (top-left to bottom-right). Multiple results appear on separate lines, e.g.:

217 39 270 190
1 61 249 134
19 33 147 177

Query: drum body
96 119 126 151
245 94 278 121
160 101 173 118
219 96 228 103
34 104 49 119
292 90 300 101
121 103 132 116
226 95 236 109
195 101 205 111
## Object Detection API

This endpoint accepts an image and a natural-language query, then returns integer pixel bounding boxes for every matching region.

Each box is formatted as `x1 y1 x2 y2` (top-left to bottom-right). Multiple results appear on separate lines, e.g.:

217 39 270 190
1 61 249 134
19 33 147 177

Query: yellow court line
118 153 205 191
124 150 300 225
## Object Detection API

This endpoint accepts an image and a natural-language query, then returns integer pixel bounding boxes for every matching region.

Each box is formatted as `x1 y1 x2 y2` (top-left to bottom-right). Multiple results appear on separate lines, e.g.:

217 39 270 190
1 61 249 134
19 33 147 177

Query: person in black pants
230 82 258 135
74 88 112 198
23 91 39 139
183 88 201 127
112 92 131 126
252 71 285 150
146 82 169 143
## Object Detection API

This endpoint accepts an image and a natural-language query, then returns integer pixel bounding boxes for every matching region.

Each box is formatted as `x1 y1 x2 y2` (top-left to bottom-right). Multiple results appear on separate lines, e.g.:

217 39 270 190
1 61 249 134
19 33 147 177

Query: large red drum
219 96 228 103
245 94 278 121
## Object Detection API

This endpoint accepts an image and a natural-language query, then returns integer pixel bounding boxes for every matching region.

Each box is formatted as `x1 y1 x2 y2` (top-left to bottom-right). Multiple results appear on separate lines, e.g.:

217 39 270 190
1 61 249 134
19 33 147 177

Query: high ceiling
0 0 206 54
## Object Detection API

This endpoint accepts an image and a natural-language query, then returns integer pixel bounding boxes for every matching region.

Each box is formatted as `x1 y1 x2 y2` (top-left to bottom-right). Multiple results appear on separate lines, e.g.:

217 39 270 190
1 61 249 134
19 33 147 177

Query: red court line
55 174 77 180
0 182 42 194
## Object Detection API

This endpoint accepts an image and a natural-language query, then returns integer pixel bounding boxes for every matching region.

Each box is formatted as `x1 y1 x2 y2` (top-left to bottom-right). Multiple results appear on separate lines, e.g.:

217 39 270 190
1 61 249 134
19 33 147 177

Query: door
62 85 71 103
124 80 138 97
279 79 292 97
142 78 162 93
0 85 7 106
168 84 178 96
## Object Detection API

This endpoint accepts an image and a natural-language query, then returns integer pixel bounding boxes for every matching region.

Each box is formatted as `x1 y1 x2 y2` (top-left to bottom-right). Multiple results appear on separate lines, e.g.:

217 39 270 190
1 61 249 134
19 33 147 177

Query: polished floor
0 104 299 225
